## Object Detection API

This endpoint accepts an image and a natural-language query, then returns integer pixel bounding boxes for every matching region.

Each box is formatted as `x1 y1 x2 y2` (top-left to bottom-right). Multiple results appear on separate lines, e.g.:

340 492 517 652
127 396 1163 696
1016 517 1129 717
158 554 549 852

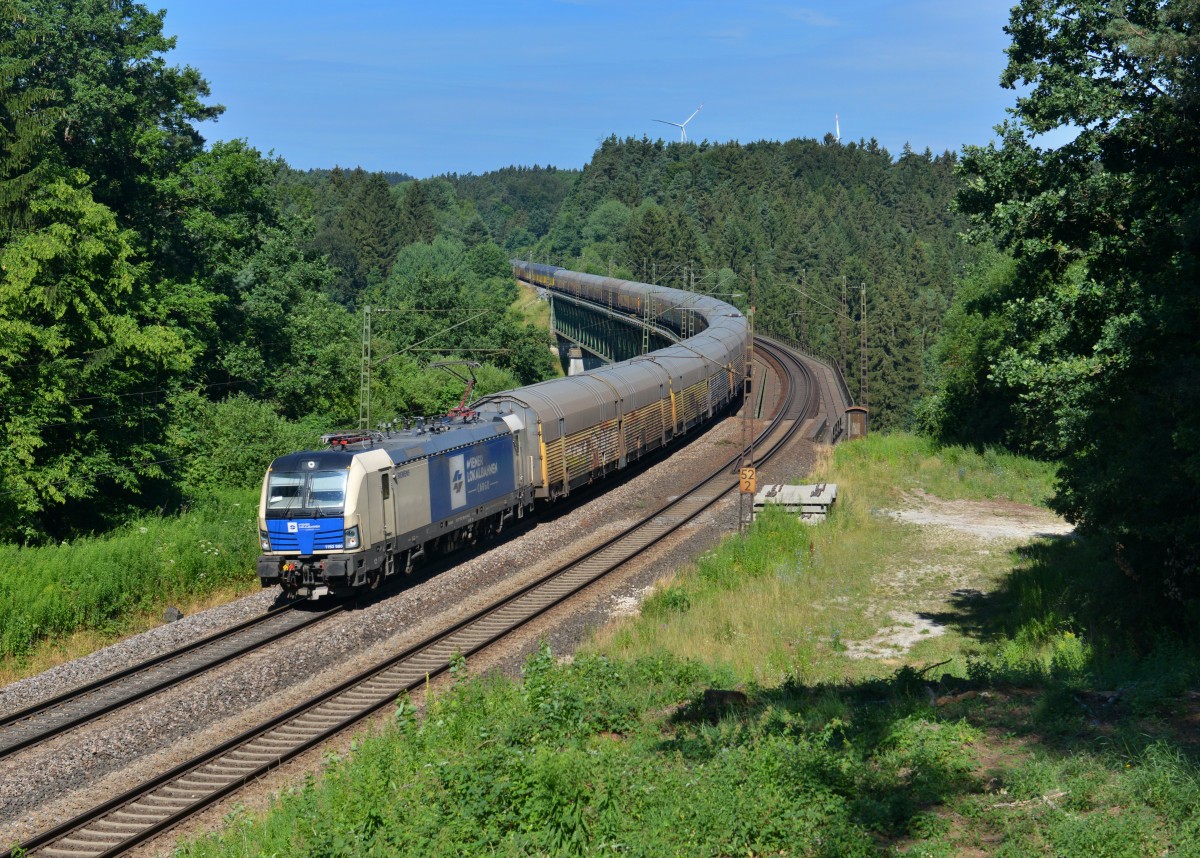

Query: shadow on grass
914 531 1198 655
911 532 1200 759
654 677 986 841
907 532 1083 646
650 652 1200 850
643 531 1200 846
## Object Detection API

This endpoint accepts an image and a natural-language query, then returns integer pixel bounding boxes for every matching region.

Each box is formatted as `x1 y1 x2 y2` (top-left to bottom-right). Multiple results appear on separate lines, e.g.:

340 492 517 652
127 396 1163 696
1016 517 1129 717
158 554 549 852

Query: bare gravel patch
845 491 1073 661
844 611 947 660
882 490 1074 541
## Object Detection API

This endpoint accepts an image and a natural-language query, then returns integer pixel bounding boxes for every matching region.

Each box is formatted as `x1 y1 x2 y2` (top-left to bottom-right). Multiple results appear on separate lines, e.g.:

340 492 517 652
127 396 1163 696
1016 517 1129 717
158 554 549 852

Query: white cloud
782 6 839 27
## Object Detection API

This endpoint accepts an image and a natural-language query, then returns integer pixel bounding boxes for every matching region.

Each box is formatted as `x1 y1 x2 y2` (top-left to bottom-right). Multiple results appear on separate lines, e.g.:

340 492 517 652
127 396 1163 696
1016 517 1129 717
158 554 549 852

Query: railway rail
0 604 343 761
3 339 816 858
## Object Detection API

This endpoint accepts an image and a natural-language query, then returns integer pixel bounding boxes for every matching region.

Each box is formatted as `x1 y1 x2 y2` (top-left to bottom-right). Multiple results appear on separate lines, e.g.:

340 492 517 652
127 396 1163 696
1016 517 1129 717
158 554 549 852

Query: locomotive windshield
266 470 347 514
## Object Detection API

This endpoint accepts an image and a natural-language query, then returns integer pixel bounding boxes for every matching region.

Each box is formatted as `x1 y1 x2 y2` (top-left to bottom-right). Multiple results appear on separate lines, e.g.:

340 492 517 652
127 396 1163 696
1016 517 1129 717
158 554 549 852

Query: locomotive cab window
308 471 347 510
267 473 303 509
266 470 347 513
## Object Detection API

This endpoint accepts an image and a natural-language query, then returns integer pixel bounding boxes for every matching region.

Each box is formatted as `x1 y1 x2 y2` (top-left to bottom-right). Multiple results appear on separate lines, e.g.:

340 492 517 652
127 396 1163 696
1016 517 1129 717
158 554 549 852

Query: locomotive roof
270 419 511 472
377 420 510 464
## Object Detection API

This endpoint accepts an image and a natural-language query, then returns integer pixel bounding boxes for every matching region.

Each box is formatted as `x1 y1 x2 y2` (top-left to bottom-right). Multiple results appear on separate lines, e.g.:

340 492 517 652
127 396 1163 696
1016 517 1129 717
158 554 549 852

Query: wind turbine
835 113 841 142
654 103 704 141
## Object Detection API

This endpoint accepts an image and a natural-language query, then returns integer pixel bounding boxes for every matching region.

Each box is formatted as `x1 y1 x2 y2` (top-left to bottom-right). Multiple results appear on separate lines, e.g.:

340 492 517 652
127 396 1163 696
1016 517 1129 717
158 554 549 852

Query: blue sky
165 1 1022 177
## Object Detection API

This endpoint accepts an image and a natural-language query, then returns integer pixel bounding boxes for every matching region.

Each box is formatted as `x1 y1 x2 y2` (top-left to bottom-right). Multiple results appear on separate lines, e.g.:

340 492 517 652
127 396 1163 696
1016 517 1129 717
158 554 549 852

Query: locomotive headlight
343 525 361 550
259 529 270 551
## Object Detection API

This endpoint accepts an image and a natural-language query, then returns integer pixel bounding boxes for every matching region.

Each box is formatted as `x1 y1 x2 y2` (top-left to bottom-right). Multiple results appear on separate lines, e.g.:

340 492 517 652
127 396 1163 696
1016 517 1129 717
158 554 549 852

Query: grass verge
589 433 1061 685
173 434 1200 856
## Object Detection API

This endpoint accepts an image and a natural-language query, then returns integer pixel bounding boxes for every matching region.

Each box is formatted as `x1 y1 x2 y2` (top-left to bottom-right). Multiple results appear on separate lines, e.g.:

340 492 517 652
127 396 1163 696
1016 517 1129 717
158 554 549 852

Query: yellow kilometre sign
739 466 757 495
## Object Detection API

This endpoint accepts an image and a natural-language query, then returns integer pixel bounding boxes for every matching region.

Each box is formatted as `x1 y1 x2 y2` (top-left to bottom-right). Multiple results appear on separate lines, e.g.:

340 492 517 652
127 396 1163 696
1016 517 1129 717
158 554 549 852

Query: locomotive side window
267 473 303 509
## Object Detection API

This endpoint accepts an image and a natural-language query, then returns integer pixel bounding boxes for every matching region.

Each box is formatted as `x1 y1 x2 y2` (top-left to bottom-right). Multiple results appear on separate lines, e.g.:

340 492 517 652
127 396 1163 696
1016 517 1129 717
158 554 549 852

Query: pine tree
397 180 437 247
0 1 55 236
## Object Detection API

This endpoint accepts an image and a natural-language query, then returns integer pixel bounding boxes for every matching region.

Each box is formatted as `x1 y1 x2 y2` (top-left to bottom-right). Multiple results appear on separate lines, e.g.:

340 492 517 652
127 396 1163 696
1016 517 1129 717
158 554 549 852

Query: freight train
256 263 748 598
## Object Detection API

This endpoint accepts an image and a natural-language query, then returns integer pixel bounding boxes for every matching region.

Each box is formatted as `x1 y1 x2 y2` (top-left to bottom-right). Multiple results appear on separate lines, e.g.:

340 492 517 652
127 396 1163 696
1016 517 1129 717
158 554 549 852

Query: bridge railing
757 329 855 410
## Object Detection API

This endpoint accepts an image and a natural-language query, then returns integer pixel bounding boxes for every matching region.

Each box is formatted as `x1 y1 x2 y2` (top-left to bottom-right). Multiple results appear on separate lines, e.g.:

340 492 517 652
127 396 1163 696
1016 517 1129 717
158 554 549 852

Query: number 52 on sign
739 466 757 494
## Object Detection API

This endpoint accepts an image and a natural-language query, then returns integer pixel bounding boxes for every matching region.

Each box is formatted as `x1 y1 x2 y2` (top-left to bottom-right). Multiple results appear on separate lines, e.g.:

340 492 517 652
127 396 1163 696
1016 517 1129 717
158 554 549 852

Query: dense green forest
447 166 580 251
2 0 1196 625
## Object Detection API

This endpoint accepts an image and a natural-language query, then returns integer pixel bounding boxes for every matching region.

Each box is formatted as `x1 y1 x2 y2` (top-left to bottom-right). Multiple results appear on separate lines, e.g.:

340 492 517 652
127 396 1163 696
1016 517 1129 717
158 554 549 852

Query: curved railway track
3 339 817 858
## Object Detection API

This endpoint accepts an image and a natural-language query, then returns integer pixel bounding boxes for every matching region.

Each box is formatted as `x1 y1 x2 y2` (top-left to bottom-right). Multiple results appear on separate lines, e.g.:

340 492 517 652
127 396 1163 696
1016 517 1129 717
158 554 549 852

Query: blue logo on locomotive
433 438 514 520
448 454 467 509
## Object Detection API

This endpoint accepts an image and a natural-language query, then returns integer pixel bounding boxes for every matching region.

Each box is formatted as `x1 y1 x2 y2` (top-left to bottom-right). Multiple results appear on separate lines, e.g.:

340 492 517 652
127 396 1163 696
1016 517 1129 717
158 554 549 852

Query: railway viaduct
540 279 681 367
515 263 858 444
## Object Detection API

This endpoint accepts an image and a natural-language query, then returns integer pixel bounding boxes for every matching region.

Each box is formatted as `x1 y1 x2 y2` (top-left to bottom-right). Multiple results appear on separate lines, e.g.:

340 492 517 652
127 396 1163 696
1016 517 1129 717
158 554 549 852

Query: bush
176 647 990 857
168 391 323 497
0 489 258 659
641 584 691 618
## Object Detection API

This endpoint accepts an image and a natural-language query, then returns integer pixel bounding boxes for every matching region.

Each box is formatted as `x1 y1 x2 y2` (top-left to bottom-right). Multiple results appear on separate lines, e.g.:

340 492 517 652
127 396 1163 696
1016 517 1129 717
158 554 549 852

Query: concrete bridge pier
567 346 585 376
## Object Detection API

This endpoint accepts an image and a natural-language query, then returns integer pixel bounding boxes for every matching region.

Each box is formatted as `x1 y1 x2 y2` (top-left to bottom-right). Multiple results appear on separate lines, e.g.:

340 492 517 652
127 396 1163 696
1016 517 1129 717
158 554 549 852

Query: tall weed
820 433 1057 508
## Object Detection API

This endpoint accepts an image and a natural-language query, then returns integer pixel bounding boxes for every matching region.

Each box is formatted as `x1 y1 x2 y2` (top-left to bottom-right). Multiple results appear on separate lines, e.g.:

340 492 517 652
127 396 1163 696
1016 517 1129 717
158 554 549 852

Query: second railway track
0 603 343 761
5 339 818 858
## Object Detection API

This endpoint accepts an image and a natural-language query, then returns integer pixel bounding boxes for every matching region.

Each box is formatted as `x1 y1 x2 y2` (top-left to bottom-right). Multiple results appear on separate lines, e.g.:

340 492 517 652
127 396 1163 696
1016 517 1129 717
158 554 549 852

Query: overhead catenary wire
0 301 531 503
0 346 114 372
783 279 855 322
405 348 510 354
0 307 512 416
4 323 516 433
12 408 164 431
369 309 494 369
526 255 853 326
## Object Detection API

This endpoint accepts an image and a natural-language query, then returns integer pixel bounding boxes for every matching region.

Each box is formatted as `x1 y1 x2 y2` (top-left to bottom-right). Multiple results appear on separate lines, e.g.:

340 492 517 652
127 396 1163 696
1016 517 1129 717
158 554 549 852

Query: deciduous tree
957 0 1200 606
0 177 189 540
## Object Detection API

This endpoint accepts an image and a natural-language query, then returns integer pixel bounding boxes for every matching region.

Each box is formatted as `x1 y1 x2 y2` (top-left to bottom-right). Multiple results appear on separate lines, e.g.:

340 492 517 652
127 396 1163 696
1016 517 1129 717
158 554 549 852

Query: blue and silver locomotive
258 419 528 598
